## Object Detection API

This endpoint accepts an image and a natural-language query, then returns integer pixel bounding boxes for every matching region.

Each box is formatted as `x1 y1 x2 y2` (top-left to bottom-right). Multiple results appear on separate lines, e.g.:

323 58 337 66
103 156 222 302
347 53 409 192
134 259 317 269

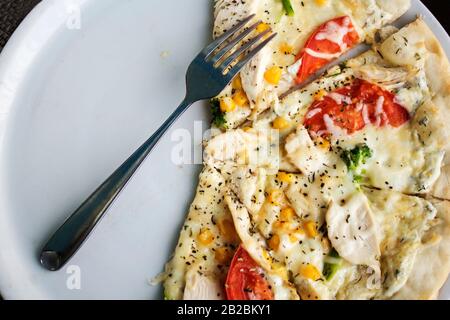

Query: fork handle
40 98 192 271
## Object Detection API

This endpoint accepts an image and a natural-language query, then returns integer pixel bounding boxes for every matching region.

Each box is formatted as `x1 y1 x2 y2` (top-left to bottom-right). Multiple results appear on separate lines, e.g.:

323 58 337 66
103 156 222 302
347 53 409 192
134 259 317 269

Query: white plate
0 0 448 300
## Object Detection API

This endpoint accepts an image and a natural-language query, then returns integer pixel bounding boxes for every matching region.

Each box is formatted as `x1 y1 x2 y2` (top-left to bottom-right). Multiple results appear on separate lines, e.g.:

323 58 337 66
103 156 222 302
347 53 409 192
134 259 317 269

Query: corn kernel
262 249 272 263
289 233 298 243
313 89 328 101
264 66 283 85
215 247 232 264
268 190 284 206
277 172 293 184
218 219 239 243
197 228 214 246
294 226 305 235
280 207 295 221
280 42 294 55
268 234 280 251
272 262 288 280
232 89 249 106
315 0 327 6
315 137 330 151
300 264 321 281
256 22 270 33
273 221 290 232
304 220 318 238
272 116 290 130
232 75 243 90
220 97 236 113
243 126 253 132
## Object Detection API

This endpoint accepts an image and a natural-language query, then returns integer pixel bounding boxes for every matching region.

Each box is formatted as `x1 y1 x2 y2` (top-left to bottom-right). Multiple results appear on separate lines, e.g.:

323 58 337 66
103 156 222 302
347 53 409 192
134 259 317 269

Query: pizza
159 0 450 300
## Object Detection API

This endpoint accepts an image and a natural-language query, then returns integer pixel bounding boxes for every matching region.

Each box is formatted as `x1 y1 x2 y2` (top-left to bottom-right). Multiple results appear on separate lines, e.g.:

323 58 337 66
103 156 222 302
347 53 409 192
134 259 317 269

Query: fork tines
202 15 277 80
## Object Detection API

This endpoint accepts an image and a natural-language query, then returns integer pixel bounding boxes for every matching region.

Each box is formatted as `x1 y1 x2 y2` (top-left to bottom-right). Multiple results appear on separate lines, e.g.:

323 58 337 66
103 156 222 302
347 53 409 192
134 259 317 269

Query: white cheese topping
287 58 303 76
305 108 322 119
374 96 386 127
315 17 353 52
323 114 348 137
355 101 364 112
328 92 352 105
362 104 371 125
304 48 342 60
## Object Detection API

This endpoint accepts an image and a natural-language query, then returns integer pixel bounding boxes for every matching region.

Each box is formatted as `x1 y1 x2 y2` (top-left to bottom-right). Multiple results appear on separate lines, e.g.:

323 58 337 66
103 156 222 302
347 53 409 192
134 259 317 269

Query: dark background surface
0 0 448 300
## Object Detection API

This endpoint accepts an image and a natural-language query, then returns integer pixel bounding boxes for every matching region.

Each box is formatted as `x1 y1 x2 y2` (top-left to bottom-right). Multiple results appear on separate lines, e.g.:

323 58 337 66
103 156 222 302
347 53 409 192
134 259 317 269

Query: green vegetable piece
282 0 295 16
323 262 340 281
323 249 342 281
329 248 340 258
340 143 373 172
210 98 227 129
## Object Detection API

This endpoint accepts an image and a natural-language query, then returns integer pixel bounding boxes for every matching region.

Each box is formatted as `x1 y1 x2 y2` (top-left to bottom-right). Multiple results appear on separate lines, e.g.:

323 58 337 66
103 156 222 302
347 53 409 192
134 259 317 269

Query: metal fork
39 15 276 271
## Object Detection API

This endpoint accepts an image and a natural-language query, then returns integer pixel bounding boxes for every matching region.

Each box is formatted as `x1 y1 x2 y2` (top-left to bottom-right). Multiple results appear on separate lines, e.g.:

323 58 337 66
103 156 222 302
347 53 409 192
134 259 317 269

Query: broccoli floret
340 144 372 184
210 99 227 129
341 143 373 172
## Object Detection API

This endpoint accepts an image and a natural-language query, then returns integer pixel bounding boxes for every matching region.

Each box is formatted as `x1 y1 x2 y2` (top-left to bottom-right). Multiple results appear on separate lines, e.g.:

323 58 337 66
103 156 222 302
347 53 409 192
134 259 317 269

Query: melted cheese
162 166 237 300
227 166 267 216
304 48 343 60
337 124 443 194
326 193 381 270
328 92 353 105
204 129 280 174
284 124 329 175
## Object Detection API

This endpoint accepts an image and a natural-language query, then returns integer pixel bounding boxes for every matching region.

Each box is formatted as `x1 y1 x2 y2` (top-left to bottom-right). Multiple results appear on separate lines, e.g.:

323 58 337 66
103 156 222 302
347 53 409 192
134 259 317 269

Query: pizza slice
161 166 298 300
211 0 411 129
223 170 438 299
230 17 450 197
159 6 450 300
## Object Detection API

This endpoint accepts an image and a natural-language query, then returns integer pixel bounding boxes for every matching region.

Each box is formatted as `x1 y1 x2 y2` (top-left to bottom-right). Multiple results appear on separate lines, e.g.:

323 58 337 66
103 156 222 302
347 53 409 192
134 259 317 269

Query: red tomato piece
296 16 360 83
304 79 410 137
225 246 274 300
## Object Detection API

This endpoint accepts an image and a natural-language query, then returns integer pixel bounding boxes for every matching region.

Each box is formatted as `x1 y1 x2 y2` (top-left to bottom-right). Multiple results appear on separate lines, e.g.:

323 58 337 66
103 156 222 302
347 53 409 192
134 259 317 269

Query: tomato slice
304 79 410 137
225 246 274 300
296 16 360 83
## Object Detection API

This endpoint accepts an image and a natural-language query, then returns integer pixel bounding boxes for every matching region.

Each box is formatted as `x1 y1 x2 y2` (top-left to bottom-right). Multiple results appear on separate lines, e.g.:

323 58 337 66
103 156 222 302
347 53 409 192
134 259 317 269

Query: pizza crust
378 18 450 199
375 0 411 18
371 20 450 298
393 199 450 300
